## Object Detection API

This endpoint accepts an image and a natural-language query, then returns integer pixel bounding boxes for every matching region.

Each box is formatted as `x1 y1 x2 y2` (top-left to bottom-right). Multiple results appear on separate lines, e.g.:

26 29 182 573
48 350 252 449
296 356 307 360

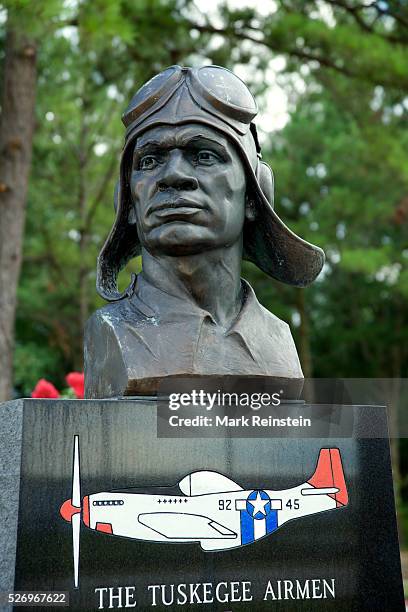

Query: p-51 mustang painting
60 436 348 588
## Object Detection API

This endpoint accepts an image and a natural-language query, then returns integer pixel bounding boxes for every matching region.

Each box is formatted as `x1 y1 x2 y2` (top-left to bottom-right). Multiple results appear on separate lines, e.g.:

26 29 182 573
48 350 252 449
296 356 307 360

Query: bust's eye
196 150 220 165
139 155 159 170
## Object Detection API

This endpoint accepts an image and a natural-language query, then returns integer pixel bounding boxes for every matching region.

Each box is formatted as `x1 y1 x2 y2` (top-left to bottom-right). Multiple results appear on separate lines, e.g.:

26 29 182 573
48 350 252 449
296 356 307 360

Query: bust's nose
157 149 198 192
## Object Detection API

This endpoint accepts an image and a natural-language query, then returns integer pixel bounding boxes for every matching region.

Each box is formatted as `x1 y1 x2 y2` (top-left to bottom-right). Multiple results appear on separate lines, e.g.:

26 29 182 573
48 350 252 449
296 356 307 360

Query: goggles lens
122 66 183 127
193 66 257 121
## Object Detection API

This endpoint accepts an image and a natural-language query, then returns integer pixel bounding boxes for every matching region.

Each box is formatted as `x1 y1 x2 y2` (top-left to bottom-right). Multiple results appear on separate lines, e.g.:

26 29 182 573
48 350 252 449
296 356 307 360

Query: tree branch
374 1 408 29
192 23 356 79
191 19 407 87
324 0 408 44
325 0 373 32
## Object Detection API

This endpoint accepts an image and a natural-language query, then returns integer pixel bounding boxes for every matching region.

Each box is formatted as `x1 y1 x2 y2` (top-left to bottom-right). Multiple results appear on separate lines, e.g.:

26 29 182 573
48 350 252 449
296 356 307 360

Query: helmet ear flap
114 178 137 224
256 161 274 207
113 180 120 213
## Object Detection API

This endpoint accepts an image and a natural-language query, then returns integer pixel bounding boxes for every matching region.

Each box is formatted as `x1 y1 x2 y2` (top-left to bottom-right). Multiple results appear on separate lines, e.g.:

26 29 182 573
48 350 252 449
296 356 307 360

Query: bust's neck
141 242 243 329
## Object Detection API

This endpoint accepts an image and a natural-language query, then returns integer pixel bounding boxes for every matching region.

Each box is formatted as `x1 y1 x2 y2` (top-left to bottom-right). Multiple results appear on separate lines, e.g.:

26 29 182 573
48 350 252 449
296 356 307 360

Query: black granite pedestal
0 399 404 611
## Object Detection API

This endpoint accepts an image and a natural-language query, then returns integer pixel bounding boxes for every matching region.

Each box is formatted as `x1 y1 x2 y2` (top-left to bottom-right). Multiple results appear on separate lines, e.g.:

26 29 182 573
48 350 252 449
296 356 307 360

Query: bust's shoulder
256 303 297 349
244 283 292 334
243 285 303 378
261 305 295 340
258 301 290 327
84 296 159 398
86 297 151 333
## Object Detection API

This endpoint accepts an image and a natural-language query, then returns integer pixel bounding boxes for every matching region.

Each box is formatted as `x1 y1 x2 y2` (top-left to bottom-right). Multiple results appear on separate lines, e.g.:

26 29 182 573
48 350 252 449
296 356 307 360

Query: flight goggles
122 65 260 148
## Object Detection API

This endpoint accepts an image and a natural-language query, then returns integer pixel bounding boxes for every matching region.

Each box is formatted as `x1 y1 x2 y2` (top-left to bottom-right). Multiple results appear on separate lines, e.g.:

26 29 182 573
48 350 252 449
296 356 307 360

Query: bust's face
130 123 248 256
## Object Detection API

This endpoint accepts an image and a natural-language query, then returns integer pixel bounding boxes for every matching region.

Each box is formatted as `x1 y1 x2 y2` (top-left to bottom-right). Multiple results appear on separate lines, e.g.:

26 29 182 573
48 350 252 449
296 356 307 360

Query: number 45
286 499 300 510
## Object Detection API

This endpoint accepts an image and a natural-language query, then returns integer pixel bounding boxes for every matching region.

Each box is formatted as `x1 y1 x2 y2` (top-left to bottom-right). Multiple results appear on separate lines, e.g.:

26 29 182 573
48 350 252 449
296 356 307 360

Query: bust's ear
128 206 137 225
256 160 274 207
245 194 256 221
246 161 275 221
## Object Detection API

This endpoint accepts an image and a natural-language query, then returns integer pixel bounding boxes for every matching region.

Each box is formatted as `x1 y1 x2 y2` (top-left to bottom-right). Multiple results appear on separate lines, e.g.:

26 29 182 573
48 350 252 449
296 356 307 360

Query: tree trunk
77 104 89 371
0 27 37 401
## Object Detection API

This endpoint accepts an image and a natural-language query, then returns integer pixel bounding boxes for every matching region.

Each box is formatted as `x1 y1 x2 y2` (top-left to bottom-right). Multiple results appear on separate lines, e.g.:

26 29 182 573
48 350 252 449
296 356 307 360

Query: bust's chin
140 223 231 257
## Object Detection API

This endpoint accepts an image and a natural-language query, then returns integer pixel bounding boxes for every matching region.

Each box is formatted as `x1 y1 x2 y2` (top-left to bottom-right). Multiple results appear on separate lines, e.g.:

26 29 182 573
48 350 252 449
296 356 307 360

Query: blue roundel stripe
240 490 278 544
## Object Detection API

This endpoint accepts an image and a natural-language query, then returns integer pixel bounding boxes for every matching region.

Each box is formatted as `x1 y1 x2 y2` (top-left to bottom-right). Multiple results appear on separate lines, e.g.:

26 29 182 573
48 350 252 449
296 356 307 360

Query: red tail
308 448 348 507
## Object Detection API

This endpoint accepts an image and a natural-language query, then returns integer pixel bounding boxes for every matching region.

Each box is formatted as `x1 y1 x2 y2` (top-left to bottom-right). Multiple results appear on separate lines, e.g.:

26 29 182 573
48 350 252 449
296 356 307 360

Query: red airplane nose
60 498 81 523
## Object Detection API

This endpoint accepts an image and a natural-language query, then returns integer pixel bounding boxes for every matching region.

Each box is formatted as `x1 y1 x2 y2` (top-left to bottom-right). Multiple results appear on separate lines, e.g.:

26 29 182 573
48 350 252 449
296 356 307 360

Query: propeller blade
72 512 81 589
72 435 81 508
72 435 81 588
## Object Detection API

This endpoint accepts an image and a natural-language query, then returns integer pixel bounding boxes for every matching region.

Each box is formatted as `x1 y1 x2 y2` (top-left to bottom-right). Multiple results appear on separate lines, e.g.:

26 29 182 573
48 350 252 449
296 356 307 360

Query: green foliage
341 248 391 275
78 0 134 46
259 71 408 378
1 1 70 38
198 1 408 91
14 342 64 397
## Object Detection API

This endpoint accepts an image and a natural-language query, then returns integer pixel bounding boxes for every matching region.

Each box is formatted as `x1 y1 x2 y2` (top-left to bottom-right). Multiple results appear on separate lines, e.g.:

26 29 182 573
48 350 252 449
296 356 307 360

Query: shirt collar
125 273 302 380
130 273 215 322
130 273 265 348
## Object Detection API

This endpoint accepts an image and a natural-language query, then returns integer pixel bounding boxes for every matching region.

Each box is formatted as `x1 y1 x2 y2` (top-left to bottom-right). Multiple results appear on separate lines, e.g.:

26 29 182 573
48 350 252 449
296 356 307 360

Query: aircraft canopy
178 471 243 496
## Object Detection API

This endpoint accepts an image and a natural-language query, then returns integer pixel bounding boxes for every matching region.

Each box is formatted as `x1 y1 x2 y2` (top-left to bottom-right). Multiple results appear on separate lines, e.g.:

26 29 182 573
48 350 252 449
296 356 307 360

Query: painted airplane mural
60 436 348 588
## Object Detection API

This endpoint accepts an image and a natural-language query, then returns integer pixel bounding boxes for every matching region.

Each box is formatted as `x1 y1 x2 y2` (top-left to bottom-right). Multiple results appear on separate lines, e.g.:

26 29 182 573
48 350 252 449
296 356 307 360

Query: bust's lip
149 198 206 215
154 206 203 220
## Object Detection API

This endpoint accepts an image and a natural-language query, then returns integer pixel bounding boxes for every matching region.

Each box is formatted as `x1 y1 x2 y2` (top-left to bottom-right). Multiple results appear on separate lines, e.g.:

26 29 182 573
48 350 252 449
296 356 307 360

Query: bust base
0 398 404 611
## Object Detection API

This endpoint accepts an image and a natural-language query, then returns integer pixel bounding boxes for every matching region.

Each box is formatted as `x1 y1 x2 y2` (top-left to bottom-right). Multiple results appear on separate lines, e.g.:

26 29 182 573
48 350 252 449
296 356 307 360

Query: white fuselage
86 483 337 552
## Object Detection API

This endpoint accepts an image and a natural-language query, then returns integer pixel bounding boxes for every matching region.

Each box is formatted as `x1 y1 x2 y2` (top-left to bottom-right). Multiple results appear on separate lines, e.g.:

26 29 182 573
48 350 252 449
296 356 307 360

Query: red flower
66 372 84 399
31 378 60 399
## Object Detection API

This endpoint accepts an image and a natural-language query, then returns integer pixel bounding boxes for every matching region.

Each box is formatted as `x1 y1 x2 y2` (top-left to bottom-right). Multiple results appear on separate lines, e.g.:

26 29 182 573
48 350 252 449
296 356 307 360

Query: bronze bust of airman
84 65 324 398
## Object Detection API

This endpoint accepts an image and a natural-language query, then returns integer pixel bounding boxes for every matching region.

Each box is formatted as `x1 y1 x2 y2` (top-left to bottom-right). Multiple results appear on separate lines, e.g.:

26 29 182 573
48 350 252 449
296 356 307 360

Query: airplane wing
178 471 243 496
138 512 237 540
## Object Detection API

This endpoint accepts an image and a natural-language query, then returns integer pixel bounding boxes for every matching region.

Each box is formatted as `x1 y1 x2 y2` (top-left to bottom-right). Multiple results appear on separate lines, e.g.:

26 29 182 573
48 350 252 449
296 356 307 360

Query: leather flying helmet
97 65 325 301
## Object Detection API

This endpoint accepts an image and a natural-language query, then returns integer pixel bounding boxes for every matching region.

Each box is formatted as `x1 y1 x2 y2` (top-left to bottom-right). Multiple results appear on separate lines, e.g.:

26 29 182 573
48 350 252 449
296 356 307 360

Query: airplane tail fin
308 448 348 507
